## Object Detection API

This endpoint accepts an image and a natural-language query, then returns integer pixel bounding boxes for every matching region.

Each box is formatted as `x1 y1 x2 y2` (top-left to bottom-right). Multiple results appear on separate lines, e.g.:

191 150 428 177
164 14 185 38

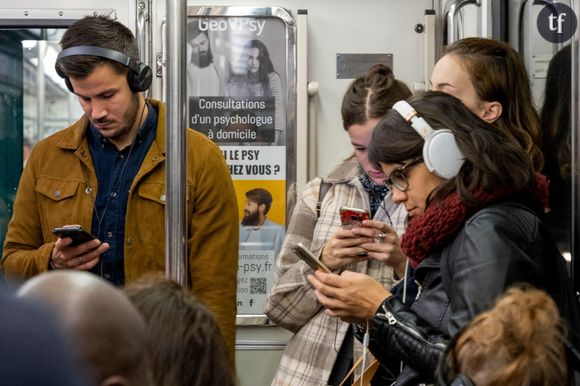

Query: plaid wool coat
265 156 407 385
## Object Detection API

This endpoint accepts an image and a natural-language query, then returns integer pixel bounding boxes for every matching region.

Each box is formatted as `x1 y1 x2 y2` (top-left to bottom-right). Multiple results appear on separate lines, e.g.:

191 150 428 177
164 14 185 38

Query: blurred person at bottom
0 281 86 386
437 285 569 386
124 275 237 386
17 271 154 386
265 64 411 386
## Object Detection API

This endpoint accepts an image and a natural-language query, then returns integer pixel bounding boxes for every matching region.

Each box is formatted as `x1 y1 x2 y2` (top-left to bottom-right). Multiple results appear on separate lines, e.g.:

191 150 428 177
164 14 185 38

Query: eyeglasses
384 156 423 192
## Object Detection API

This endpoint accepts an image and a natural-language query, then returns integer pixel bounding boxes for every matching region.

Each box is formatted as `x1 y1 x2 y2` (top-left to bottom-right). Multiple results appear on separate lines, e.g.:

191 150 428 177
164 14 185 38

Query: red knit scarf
401 174 549 267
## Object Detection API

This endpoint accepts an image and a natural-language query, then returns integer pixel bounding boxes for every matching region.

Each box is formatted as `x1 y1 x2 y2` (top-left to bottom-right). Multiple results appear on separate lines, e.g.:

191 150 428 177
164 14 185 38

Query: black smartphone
51 225 97 246
291 243 332 273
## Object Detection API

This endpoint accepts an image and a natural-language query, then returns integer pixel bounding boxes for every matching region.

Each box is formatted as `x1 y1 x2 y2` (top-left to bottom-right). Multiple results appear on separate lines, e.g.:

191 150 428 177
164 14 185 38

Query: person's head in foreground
124 275 236 386
437 286 568 386
17 271 153 386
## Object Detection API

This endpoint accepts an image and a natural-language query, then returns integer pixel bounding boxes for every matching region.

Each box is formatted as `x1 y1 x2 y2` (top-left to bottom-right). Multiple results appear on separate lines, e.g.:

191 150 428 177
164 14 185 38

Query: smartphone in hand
52 225 97 247
339 206 370 229
291 243 332 273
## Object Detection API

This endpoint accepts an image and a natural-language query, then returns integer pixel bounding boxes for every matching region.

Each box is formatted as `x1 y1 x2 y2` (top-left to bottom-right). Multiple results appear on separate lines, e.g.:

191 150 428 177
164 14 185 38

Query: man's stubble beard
116 93 145 141
111 93 141 144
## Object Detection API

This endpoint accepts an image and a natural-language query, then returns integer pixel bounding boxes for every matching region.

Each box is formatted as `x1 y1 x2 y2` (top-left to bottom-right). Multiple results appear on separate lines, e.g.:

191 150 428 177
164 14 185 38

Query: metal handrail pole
165 0 188 286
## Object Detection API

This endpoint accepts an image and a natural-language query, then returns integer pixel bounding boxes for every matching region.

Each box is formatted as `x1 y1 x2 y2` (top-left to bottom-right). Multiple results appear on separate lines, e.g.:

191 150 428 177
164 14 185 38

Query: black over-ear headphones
392 100 464 180
55 45 152 93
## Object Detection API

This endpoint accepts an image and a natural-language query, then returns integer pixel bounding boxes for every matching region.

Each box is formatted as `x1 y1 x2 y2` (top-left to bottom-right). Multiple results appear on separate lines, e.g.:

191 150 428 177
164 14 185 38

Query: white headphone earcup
423 130 464 179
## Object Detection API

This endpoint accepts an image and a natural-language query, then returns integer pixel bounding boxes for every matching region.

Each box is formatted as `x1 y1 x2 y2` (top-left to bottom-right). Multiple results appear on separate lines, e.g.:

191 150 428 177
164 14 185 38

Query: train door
0 0 138 248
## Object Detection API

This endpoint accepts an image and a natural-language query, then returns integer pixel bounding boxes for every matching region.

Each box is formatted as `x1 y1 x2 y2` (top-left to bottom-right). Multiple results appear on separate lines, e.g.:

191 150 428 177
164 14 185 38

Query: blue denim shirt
87 102 157 285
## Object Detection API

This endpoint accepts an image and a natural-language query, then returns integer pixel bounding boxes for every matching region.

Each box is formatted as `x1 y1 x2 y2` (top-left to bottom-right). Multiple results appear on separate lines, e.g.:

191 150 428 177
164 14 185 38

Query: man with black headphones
1 15 239 365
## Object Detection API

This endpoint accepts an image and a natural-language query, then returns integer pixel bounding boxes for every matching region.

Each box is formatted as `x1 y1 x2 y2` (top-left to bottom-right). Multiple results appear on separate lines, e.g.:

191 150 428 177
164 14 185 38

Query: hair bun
367 63 394 80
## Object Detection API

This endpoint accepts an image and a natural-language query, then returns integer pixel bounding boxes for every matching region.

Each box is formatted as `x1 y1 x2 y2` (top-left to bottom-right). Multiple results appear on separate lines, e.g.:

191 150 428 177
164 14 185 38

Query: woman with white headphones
307 91 580 386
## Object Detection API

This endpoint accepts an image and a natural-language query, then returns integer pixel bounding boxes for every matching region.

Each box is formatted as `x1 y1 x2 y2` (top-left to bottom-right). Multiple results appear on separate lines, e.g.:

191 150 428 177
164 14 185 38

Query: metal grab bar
444 0 479 44
136 1 149 97
296 10 309 199
155 18 166 86
136 2 147 59
424 9 436 88
518 0 558 56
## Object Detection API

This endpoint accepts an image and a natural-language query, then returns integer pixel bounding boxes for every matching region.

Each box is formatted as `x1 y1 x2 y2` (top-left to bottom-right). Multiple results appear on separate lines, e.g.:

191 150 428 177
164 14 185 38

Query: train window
0 28 80 246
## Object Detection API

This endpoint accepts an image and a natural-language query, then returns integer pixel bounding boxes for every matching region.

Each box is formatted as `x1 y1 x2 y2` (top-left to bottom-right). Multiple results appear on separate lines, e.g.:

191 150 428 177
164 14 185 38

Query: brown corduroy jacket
2 99 239 365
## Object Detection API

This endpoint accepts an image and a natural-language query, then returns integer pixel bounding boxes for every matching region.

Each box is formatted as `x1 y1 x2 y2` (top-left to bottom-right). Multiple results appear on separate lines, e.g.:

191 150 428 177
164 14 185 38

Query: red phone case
340 207 370 229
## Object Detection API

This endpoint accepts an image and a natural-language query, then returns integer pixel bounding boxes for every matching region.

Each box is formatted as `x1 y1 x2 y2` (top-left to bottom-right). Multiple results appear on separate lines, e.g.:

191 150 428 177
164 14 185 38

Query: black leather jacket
357 201 580 385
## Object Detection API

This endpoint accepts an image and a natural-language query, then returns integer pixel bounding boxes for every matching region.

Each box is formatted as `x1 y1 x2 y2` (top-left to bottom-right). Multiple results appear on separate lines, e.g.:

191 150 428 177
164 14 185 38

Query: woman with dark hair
541 44 573 254
265 64 411 386
308 91 579 385
124 276 236 386
228 39 286 145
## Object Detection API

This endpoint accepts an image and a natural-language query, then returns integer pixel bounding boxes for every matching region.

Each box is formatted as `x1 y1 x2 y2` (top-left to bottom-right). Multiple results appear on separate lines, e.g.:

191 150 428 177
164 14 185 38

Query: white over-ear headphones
392 100 464 179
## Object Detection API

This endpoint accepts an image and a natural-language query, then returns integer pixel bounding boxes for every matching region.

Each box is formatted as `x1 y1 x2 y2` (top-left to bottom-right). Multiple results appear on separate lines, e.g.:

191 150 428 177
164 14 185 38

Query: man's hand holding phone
50 225 109 270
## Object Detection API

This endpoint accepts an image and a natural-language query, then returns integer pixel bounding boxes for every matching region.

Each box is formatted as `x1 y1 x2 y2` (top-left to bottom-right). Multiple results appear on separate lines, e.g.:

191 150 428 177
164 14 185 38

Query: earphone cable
86 98 148 278
93 99 147 235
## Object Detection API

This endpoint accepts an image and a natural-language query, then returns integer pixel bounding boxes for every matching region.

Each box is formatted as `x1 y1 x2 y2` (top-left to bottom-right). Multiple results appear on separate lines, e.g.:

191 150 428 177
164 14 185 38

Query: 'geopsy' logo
537 2 577 43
